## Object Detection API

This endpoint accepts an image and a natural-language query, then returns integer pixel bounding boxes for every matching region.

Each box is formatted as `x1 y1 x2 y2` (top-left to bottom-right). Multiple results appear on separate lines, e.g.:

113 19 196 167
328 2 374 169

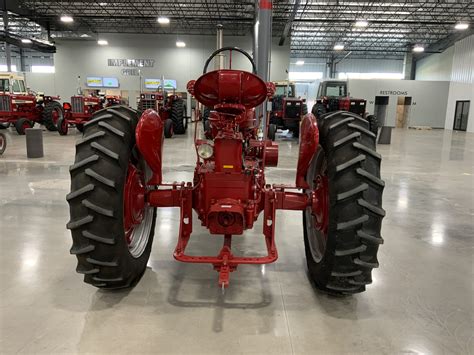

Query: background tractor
0 73 62 134
312 79 378 135
137 90 187 138
57 93 121 135
67 47 384 294
268 81 307 140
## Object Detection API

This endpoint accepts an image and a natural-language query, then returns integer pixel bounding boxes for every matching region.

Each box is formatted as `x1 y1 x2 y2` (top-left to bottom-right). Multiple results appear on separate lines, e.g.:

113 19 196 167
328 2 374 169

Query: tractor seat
187 70 270 112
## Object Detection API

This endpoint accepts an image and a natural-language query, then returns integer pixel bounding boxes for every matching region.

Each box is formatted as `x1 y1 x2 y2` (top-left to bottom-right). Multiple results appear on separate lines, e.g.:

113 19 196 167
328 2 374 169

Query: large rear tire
164 118 174 138
170 99 186 134
303 111 385 294
67 106 156 289
366 115 378 136
311 103 327 119
42 101 62 131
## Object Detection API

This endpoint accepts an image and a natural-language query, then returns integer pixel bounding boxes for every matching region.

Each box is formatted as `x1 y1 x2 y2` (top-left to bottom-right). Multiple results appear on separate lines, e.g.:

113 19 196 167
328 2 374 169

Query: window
338 72 403 80
0 65 18 72
325 82 347 97
11 79 25 93
0 79 9 92
31 65 55 73
275 85 295 97
288 71 323 81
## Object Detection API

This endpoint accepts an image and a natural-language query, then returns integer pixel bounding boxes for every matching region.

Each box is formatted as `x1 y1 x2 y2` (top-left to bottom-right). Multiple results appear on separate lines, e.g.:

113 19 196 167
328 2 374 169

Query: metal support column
215 24 224 70
255 0 272 138
2 3 11 72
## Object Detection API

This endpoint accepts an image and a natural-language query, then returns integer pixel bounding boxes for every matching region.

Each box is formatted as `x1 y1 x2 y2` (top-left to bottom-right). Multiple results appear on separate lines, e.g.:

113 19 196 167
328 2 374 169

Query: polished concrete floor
0 126 473 354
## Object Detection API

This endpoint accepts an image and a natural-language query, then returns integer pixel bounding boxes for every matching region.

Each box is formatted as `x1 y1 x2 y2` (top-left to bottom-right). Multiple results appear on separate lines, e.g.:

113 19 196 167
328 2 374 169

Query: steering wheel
203 46 257 74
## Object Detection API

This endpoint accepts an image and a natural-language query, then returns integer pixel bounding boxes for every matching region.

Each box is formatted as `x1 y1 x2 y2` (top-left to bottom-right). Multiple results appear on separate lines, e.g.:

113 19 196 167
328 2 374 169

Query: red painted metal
312 175 329 235
0 93 58 126
124 163 146 244
136 109 164 185
296 113 319 188
192 70 268 110
260 0 273 9
135 48 324 287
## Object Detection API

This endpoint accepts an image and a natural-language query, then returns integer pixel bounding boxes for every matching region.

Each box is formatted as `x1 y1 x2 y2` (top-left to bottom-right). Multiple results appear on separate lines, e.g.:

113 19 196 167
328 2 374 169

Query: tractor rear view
268 81 307 140
66 47 385 294
137 91 187 138
312 80 378 134
0 73 62 134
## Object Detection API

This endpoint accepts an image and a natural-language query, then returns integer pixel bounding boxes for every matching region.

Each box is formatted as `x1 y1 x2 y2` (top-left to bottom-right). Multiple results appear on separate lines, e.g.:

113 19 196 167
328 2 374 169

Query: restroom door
395 96 412 128
453 101 470 131
374 96 389 126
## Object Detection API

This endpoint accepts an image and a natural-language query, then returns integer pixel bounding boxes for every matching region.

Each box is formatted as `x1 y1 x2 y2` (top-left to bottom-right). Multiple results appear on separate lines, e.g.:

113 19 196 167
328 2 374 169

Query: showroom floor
0 126 473 354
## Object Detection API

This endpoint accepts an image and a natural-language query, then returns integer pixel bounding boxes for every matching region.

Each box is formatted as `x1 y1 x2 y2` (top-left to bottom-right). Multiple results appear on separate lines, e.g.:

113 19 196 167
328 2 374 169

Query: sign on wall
86 77 103 87
379 90 408 96
103 77 119 88
108 59 155 67
144 79 177 90
122 68 140 76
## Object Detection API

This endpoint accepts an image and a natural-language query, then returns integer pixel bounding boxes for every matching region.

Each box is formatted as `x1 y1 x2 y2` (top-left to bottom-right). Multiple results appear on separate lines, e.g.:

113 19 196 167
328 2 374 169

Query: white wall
415 46 454 81
445 35 474 132
414 35 474 132
348 79 450 128
23 33 289 108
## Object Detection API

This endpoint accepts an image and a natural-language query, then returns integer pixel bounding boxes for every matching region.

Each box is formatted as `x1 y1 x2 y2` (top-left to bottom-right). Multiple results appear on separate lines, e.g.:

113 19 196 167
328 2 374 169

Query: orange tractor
67 47 384 293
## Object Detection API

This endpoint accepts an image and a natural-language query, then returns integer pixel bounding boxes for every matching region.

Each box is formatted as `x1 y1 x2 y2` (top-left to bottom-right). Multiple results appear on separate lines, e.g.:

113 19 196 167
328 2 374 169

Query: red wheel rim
23 121 30 131
305 147 330 262
312 174 329 235
123 163 146 245
52 109 59 124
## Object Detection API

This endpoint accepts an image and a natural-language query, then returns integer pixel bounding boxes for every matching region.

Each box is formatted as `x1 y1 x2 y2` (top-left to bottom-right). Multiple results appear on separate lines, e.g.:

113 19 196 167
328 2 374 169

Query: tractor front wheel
57 116 69 135
0 132 6 155
15 118 34 135
67 106 156 289
42 101 62 131
268 124 277 141
303 111 385 294
164 118 174 138
76 124 84 133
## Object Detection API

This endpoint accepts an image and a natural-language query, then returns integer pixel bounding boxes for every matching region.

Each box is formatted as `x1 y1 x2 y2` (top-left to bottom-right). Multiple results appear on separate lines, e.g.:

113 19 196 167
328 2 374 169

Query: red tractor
0 73 62 134
312 80 378 135
57 94 121 135
268 81 307 140
66 47 385 294
138 91 187 138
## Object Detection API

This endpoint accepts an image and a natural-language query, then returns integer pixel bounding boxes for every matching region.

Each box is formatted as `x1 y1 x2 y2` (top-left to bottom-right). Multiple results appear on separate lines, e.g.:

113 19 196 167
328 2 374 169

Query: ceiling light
21 39 32 43
97 39 108 45
60 15 74 23
334 44 344 50
295 60 305 65
454 23 469 30
80 34 90 38
158 17 170 24
413 45 424 53
176 41 186 48
99 2 107 5
355 20 368 27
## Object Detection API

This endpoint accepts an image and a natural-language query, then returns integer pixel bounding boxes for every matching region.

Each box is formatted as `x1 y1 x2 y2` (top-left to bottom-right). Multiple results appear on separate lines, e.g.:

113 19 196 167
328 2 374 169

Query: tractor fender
295 113 319 189
135 109 164 185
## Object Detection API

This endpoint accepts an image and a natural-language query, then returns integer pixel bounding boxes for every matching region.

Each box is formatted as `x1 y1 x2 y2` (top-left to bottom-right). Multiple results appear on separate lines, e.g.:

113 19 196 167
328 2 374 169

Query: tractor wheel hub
124 163 146 242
